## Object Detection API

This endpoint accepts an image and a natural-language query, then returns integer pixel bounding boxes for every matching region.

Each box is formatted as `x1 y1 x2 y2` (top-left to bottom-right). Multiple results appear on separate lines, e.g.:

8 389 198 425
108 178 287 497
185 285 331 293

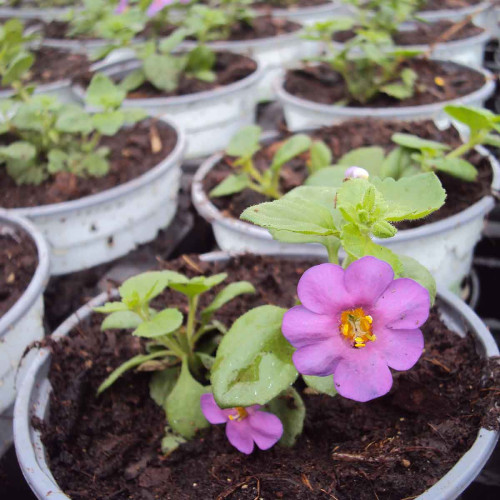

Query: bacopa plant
305 105 500 185
210 125 332 199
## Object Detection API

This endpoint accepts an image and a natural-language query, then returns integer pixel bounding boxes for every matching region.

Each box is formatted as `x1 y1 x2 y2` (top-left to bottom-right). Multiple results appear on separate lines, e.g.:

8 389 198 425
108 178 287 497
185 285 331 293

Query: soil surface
119 52 257 99
203 119 493 229
38 254 500 500
284 59 486 107
0 120 177 208
333 21 484 45
0 224 37 317
422 0 482 11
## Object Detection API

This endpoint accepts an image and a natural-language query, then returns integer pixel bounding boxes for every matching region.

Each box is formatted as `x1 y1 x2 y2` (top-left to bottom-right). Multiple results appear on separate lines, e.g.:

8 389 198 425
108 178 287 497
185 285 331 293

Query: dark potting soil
122 52 257 99
0 225 37 317
422 0 482 11
284 59 486 108
38 254 500 500
0 119 177 208
203 119 493 230
333 21 484 46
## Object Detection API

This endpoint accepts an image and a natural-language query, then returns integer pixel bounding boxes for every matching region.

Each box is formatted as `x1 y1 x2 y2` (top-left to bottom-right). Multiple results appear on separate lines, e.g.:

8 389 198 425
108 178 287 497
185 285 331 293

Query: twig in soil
331 452 399 464
301 473 314 491
181 254 204 273
253 477 261 500
423 357 452 373
320 489 340 500
427 423 448 443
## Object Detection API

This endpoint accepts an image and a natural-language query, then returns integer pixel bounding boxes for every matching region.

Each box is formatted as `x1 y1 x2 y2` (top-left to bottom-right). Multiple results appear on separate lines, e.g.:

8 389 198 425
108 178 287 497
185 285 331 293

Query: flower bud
344 166 370 180
372 220 397 239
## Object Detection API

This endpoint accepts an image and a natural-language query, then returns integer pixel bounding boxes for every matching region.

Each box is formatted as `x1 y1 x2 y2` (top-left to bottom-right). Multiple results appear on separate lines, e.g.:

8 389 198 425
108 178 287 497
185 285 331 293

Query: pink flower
200 394 283 454
282 256 429 402
147 0 190 17
115 0 129 13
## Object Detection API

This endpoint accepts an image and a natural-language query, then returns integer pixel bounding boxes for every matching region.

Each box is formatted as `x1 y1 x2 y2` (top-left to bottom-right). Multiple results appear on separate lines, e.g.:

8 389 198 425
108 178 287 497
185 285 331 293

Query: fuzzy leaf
209 173 250 198
270 134 312 172
309 140 332 172
133 308 183 339
201 281 256 322
86 73 126 110
225 125 261 157
398 255 436 305
119 271 188 303
392 133 450 152
305 165 346 187
101 310 143 330
169 273 227 299
303 375 337 396
150 367 181 407
432 157 478 182
338 146 385 176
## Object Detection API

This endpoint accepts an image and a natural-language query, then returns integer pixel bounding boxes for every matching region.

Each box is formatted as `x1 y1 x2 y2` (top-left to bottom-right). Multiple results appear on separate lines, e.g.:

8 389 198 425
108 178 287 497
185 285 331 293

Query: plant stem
186 295 199 352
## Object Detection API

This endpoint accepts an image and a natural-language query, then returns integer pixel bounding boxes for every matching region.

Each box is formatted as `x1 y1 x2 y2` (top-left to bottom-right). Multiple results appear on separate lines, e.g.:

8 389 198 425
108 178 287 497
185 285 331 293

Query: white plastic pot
276 64 495 131
192 144 500 292
0 210 50 454
417 1 493 31
12 255 500 499
72 58 263 160
0 5 70 21
266 0 344 26
181 28 316 102
5 119 186 276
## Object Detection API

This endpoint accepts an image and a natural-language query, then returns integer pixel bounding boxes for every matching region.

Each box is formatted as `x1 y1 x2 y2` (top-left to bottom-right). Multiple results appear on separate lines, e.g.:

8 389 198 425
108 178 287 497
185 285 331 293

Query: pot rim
12 254 499 500
417 0 492 19
268 0 342 17
0 210 50 335
5 117 186 218
71 56 264 108
274 62 495 119
192 136 500 244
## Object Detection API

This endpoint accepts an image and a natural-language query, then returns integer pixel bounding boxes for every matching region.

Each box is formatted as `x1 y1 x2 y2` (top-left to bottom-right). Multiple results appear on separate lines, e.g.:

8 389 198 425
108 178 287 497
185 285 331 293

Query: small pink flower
147 0 190 17
344 166 369 180
282 256 429 402
115 0 129 13
200 394 283 454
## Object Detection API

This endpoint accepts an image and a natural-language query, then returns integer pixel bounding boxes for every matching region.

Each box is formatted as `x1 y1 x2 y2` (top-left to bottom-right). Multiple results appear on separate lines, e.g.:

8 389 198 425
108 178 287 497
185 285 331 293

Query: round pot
13 255 500 499
72 58 263 160
0 5 70 21
265 0 344 26
192 144 500 292
275 63 495 131
180 27 316 102
326 28 492 69
5 118 186 276
0 210 50 454
417 1 493 31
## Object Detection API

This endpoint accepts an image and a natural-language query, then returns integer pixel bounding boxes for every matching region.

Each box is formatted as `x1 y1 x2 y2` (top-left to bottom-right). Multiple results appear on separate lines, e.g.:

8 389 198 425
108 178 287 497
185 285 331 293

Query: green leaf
267 387 305 447
226 125 261 158
97 350 171 394
483 134 500 148
150 367 181 407
159 28 189 53
122 108 147 124
209 173 250 198
94 301 129 313
169 273 227 299
186 45 216 74
143 54 185 92
338 146 386 176
380 146 414 179
398 255 436 305
2 52 34 86
305 165 347 187
86 73 126 110
444 105 495 133
309 140 332 173
303 375 337 396
433 157 478 182
81 152 110 177
270 134 312 172
101 311 143 331
241 196 338 236
119 271 188 303
211 305 297 408
161 428 186 455
55 105 94 134
370 173 446 221
165 358 210 439
118 68 146 93
392 133 450 152
133 308 183 339
0 141 36 162
201 281 256 322
92 111 125 135
47 149 67 174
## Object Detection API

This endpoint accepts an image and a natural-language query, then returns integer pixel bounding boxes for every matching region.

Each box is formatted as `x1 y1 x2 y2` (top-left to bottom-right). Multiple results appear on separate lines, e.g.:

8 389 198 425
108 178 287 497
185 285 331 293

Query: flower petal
248 411 283 450
225 420 254 454
200 394 227 424
293 340 343 377
333 351 393 402
297 263 352 315
377 327 424 371
282 305 337 348
344 256 394 306
373 278 430 330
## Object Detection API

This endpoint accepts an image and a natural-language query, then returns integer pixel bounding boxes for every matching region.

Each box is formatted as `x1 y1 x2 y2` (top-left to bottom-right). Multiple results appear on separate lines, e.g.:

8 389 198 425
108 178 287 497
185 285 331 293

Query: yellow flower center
339 307 376 349
228 407 249 421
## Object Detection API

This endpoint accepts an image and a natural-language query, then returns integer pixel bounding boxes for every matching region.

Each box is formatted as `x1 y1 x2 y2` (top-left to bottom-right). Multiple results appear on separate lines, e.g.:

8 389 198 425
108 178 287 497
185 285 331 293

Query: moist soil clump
0 224 37 317
202 119 492 229
333 21 484 45
0 119 177 208
38 254 499 500
284 59 486 108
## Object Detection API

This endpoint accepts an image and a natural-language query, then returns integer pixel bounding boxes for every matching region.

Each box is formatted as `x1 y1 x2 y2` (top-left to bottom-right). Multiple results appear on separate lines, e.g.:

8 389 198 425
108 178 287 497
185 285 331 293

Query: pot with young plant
277 17 495 131
0 19 91 103
0 72 186 275
0 0 74 21
14 184 499 498
318 0 492 69
173 1 315 101
72 22 263 160
0 209 49 456
193 105 500 291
